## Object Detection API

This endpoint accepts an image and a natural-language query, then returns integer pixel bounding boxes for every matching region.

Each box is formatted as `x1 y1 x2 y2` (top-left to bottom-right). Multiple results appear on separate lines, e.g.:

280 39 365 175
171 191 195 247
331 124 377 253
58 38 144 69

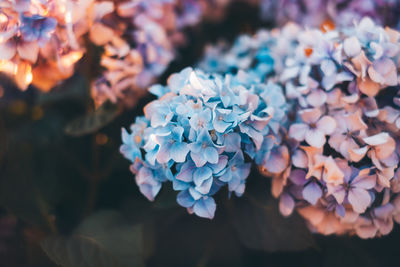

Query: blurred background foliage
0 2 399 267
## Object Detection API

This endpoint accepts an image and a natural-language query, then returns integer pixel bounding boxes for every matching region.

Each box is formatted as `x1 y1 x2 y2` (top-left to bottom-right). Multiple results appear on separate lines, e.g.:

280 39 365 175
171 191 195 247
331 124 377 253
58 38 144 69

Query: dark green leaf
41 235 117 267
65 102 121 137
74 210 145 267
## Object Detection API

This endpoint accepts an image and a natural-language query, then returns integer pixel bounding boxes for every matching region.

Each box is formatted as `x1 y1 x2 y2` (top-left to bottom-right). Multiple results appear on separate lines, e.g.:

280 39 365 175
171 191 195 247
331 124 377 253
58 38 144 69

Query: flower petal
170 142 189 163
348 188 371 213
193 166 213 187
305 129 325 148
288 123 308 141
17 41 39 63
302 182 322 205
279 193 295 217
343 36 361 57
316 116 336 135
204 147 219 164
193 197 216 219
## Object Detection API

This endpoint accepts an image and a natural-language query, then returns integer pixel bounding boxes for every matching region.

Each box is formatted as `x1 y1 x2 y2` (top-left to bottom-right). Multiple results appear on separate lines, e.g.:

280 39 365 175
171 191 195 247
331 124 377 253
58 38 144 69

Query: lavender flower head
260 18 400 238
120 67 287 218
260 0 400 29
90 0 232 107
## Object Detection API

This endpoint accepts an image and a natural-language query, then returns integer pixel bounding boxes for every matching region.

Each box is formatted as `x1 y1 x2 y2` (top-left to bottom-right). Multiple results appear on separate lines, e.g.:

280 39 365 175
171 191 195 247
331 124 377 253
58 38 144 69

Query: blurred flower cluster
259 0 400 28
0 0 87 91
194 16 400 237
0 0 233 106
256 18 400 238
120 67 287 218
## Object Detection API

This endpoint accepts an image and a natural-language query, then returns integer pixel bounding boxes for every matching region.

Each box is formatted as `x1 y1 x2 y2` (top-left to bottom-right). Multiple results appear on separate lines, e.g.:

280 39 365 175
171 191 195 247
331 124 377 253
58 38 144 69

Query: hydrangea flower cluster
198 30 275 81
259 0 400 28
0 0 233 105
0 0 88 91
90 0 210 107
257 18 400 238
120 67 287 218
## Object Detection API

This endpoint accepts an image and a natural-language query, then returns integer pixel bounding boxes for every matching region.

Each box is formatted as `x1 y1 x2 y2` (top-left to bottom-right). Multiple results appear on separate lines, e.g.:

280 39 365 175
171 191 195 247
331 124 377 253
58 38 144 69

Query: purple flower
327 165 376 213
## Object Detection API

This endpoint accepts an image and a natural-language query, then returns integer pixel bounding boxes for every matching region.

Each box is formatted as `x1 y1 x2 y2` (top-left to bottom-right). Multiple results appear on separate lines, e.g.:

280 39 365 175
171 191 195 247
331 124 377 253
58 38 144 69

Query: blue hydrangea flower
121 67 287 219
19 14 57 46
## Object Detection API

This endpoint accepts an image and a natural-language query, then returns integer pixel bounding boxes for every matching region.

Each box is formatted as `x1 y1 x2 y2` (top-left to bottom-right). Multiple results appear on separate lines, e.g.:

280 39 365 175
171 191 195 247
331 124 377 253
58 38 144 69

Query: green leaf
229 174 316 252
74 210 145 267
41 235 118 267
65 102 121 137
37 75 88 106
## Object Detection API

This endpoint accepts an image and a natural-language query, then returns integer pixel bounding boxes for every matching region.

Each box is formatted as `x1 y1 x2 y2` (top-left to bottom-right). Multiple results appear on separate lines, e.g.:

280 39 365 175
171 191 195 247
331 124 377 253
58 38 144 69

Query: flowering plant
120 67 287 218
257 18 400 238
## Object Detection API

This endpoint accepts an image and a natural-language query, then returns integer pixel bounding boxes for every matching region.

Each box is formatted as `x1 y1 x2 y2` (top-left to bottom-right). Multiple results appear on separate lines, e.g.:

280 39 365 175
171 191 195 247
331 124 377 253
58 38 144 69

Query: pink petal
316 115 336 135
343 36 361 57
346 112 368 132
17 41 39 63
363 133 390 146
323 157 345 185
292 149 308 168
305 128 325 148
348 146 368 162
348 188 371 213
266 146 289 174
306 89 327 107
368 58 398 86
297 206 324 226
271 175 285 198
352 173 376 190
299 108 321 124
288 123 308 141
374 203 394 218
357 77 380 97
279 193 295 217
351 51 372 78
0 39 16 60
356 224 377 239
89 23 114 45
327 184 346 204
374 136 396 160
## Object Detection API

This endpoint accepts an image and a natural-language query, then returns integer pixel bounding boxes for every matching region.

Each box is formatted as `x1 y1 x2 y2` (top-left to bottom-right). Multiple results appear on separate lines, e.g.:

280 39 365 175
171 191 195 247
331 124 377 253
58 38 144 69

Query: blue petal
204 147 219 164
172 179 190 191
193 166 213 187
213 119 231 133
177 190 195 208
193 197 216 219
170 142 189 163
189 187 203 200
176 161 195 182
194 177 213 195
224 133 241 152
190 151 207 167
156 143 172 164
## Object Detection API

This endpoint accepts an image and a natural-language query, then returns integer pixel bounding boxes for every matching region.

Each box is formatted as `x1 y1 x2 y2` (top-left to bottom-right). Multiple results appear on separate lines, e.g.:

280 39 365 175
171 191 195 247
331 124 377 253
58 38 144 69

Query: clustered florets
120 67 287 218
0 0 230 105
259 18 400 238
121 17 400 239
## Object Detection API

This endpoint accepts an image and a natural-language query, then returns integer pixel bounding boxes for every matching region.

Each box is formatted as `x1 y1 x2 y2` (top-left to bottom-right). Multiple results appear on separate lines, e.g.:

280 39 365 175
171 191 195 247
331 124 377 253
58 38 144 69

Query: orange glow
0 13 8 23
304 47 313 57
320 20 335 33
60 51 83 68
